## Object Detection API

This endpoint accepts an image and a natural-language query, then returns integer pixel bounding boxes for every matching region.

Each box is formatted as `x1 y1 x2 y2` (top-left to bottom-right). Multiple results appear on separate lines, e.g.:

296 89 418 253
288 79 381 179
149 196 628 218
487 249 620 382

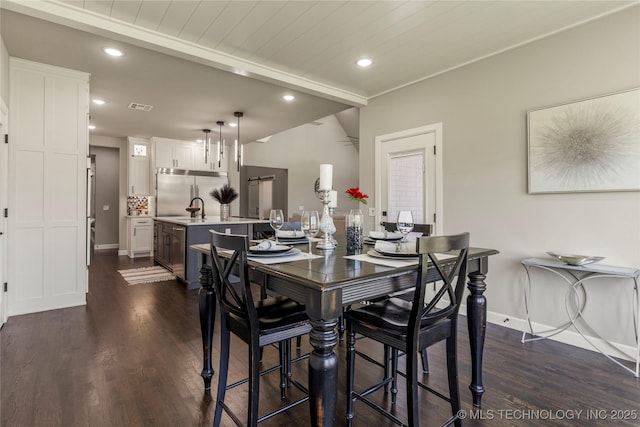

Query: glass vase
220 204 230 221
346 208 364 251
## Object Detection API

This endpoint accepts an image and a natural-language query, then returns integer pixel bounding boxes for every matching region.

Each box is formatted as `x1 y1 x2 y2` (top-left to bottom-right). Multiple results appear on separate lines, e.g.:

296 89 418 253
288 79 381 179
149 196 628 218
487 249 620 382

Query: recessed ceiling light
228 122 237 128
283 95 295 102
92 99 106 105
356 58 372 68
103 47 123 57
88 125 96 130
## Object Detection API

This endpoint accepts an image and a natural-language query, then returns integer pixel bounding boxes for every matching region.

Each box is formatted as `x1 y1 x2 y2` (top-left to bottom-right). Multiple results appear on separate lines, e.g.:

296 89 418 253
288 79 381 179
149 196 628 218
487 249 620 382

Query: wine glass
396 210 414 242
301 210 320 254
269 209 284 244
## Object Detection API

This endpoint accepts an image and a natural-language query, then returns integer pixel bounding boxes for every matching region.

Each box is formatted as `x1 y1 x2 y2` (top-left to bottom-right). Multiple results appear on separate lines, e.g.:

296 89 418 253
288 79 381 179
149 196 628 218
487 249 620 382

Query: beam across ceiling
2 0 368 107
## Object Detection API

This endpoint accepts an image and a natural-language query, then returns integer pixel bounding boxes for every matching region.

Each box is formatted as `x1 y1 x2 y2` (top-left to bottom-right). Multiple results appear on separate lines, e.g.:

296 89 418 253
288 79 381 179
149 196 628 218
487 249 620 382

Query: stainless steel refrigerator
155 168 228 217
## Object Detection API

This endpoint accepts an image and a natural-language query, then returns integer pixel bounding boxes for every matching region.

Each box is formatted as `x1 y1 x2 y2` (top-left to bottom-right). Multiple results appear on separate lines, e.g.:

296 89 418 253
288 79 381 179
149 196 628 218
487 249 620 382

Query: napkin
369 230 403 240
256 240 278 250
277 230 305 238
374 240 417 254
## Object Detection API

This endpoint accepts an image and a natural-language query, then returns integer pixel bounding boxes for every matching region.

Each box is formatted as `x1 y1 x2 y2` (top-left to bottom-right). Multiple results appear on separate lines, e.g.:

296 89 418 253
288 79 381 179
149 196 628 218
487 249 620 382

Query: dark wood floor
2 249 639 426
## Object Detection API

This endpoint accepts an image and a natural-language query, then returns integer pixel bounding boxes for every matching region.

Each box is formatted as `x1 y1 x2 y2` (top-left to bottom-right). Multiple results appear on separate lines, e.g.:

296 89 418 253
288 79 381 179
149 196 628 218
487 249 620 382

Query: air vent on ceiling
128 102 153 112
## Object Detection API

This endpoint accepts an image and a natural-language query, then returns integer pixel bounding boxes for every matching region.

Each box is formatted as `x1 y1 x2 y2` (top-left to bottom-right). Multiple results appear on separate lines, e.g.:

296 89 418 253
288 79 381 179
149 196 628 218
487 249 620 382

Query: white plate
278 238 309 244
276 231 306 239
367 249 418 259
546 251 605 266
249 244 292 254
248 248 301 258
364 237 402 244
368 236 403 241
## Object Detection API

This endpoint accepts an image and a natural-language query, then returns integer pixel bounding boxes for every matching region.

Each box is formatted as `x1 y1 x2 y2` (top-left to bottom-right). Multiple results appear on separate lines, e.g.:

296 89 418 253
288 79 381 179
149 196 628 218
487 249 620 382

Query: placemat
343 253 419 268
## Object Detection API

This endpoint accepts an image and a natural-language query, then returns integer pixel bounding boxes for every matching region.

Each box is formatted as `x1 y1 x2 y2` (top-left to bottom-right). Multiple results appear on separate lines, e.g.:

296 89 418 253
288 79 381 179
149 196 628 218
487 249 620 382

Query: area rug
118 266 176 285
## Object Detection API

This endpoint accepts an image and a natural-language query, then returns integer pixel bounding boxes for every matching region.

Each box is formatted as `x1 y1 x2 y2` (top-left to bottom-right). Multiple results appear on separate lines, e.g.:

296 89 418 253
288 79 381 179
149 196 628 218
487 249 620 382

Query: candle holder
317 190 336 250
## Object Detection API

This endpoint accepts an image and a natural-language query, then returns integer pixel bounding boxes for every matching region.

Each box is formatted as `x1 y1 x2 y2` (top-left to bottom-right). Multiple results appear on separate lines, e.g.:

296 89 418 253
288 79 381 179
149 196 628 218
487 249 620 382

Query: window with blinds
387 152 424 224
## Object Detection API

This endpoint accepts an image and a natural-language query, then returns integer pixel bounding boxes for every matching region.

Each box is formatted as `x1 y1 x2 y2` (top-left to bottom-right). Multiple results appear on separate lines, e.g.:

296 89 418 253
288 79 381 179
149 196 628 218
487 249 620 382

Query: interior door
375 123 443 235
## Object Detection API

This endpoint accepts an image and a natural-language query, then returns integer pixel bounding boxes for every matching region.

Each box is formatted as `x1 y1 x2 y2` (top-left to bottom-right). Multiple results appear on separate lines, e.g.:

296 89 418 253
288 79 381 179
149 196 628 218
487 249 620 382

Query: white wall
360 8 640 353
242 114 360 217
89 135 128 251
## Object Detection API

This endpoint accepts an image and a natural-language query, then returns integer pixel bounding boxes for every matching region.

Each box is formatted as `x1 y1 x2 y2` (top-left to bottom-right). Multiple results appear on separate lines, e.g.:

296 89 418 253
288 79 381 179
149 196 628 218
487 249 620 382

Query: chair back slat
409 232 469 338
210 230 259 326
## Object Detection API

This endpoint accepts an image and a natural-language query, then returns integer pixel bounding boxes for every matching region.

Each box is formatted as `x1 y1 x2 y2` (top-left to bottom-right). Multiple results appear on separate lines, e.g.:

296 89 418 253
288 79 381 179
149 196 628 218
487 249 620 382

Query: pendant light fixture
234 111 243 172
202 128 211 164
216 121 224 168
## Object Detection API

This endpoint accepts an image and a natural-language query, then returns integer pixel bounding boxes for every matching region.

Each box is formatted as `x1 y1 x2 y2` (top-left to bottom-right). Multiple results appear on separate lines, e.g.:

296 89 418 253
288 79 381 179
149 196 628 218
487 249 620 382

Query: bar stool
345 232 469 427
380 222 434 373
209 230 311 427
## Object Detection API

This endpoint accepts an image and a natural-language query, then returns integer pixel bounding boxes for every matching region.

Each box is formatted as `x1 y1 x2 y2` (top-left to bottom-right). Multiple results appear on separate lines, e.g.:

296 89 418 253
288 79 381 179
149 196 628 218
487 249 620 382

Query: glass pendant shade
234 112 243 172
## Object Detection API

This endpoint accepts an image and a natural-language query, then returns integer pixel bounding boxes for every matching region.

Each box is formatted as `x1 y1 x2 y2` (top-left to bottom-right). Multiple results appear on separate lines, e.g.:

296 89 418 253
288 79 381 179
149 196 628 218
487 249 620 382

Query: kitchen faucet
188 197 206 219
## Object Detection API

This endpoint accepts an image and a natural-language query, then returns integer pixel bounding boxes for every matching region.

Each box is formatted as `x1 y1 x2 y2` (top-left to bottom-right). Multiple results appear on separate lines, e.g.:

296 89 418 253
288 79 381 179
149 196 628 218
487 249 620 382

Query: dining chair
209 230 311 427
339 223 434 337
380 222 434 373
345 232 469 427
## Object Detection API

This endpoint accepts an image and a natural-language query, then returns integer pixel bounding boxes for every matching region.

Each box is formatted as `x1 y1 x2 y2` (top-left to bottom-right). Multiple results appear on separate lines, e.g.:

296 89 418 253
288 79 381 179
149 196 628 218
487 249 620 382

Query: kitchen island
153 216 269 288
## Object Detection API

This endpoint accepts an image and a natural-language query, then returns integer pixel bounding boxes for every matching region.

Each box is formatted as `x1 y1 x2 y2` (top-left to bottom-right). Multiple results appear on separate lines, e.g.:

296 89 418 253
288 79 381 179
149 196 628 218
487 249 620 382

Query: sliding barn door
8 58 89 315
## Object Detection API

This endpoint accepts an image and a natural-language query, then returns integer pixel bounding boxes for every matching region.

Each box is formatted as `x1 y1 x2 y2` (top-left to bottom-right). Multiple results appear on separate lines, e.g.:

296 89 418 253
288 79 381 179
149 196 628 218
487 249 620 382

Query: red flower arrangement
346 187 369 205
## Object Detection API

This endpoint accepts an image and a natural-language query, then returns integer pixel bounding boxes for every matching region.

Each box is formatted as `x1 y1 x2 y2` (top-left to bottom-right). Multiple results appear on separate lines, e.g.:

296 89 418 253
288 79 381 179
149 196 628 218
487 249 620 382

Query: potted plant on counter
210 184 238 221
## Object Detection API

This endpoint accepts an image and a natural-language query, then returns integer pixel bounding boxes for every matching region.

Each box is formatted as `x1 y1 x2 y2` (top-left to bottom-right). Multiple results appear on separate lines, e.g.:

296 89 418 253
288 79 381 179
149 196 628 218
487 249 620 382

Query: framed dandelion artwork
527 88 640 194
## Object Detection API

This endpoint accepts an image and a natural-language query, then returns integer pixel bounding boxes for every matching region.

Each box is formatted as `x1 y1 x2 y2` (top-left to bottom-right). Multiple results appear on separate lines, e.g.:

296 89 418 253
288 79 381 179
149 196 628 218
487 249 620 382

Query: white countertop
153 216 269 226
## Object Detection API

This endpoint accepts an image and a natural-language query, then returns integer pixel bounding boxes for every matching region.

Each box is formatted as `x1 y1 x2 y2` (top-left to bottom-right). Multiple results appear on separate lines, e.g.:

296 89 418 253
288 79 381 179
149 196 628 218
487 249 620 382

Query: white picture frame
527 88 640 194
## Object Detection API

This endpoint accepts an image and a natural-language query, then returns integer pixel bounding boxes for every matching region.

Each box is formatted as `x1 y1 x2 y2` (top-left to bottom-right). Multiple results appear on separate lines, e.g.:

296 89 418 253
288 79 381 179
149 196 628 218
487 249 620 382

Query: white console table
521 257 639 377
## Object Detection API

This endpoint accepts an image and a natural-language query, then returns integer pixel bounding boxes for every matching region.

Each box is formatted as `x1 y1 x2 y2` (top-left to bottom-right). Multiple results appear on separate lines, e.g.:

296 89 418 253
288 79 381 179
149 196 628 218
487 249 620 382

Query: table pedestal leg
308 318 339 427
467 271 487 407
199 260 215 391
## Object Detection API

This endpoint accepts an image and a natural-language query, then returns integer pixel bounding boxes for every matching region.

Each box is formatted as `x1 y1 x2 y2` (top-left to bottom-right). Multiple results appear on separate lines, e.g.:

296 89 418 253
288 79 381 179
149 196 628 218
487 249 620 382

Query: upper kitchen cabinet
153 137 195 170
128 137 151 196
193 140 227 172
152 137 226 173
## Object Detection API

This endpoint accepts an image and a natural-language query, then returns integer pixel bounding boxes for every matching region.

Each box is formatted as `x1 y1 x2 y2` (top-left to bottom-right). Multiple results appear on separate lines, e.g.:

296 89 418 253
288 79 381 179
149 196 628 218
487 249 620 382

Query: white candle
328 190 337 208
319 164 333 190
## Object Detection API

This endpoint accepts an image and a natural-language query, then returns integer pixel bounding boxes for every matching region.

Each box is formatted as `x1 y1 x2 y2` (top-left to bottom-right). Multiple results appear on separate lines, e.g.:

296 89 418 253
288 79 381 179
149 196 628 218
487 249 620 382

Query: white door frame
0 99 7 325
374 123 443 235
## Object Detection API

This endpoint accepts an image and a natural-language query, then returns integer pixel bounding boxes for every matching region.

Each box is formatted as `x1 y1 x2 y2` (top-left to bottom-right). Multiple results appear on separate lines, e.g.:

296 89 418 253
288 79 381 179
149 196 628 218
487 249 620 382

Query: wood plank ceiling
1 0 635 141
57 0 634 97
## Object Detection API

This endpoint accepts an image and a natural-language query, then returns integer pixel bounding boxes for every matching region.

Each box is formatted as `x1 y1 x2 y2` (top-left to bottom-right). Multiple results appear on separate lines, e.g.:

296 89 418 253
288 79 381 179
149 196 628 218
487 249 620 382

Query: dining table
191 236 499 427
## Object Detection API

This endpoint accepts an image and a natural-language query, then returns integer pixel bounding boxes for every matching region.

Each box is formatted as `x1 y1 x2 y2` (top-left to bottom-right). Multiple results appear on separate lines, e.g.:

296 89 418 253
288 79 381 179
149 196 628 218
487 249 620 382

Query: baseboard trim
479 306 637 363
117 249 128 256
438 298 635 362
94 244 119 250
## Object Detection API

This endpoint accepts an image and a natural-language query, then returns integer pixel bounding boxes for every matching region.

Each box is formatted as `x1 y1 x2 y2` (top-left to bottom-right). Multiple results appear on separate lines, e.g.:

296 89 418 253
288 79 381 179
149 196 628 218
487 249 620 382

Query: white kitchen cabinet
153 137 195 170
192 141 227 172
8 58 89 315
128 217 153 258
152 137 226 172
128 137 151 196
